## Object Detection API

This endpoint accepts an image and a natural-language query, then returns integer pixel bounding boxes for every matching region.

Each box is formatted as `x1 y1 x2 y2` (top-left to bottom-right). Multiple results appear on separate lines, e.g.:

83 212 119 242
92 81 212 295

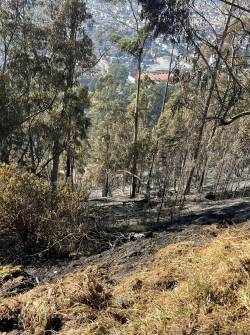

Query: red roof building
142 71 172 83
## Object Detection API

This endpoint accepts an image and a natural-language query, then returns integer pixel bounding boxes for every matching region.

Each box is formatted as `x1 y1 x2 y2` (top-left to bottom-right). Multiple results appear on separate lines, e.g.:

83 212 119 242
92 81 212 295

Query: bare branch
207 111 250 125
219 0 250 14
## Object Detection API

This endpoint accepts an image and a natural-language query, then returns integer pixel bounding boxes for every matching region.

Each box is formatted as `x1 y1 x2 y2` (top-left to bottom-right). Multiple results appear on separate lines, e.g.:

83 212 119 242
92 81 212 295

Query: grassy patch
0 224 250 334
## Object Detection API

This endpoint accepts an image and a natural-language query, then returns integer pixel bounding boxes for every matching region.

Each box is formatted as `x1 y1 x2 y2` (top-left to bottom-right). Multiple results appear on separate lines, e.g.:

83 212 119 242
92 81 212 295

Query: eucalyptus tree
0 0 94 194
112 0 152 197
137 0 250 197
0 1 22 162
0 0 51 165
45 0 94 191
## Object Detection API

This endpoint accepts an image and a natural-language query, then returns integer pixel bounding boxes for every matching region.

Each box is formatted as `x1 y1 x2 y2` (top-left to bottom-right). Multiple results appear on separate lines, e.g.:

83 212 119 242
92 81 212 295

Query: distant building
128 71 173 84
142 71 172 83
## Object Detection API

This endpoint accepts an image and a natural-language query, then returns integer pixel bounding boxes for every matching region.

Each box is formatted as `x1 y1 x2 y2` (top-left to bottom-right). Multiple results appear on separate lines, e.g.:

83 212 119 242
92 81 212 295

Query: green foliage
0 165 89 254
0 0 94 189
0 165 48 248
89 100 133 186
112 34 139 57
138 0 191 38
108 64 129 84
112 26 150 59
88 69 169 195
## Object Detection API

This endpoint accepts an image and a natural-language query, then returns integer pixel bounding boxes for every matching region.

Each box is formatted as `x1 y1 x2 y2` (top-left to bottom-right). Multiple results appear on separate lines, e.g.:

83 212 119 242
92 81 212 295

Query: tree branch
207 111 250 125
219 0 250 14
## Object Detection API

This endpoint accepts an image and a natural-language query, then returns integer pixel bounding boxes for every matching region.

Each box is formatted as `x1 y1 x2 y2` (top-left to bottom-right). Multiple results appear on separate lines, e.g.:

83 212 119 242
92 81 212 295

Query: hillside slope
0 222 250 335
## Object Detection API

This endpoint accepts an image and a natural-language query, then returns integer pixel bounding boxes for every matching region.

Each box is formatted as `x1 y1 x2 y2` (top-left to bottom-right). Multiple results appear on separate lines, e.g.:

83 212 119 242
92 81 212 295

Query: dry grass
0 265 23 277
0 224 250 334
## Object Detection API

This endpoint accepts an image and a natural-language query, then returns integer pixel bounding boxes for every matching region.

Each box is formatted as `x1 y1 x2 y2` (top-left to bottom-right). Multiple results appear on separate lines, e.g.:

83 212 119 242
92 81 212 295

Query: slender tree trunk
184 4 235 195
146 150 156 198
199 155 208 192
29 132 36 173
64 17 76 186
66 149 71 179
51 139 60 193
102 172 109 197
160 45 174 116
137 166 143 194
156 176 168 225
150 46 174 200
71 156 75 190
65 149 75 188
199 125 217 192
131 55 142 198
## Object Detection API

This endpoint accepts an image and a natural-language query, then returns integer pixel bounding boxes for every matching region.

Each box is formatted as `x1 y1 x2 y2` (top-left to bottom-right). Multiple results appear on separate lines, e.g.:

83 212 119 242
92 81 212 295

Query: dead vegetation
0 223 250 334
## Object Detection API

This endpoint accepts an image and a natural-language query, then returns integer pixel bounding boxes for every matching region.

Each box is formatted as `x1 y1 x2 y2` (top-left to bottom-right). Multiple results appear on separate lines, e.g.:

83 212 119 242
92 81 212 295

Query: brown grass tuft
0 224 250 334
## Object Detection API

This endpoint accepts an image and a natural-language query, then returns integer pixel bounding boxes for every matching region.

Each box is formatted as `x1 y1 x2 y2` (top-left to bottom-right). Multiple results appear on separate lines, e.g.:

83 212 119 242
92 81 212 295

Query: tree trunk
102 172 109 197
184 4 235 195
29 132 36 173
66 150 71 179
156 177 168 225
131 56 142 198
51 139 60 193
160 45 174 116
199 155 208 192
146 150 156 198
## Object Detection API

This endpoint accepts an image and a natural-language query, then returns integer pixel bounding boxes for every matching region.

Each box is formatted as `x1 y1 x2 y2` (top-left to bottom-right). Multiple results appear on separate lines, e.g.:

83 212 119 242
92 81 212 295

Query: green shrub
0 165 89 255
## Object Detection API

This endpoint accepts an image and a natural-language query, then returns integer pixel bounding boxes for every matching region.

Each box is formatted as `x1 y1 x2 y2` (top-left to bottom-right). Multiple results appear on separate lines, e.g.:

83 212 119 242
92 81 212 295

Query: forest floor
0 219 250 334
1 190 250 285
28 192 250 282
